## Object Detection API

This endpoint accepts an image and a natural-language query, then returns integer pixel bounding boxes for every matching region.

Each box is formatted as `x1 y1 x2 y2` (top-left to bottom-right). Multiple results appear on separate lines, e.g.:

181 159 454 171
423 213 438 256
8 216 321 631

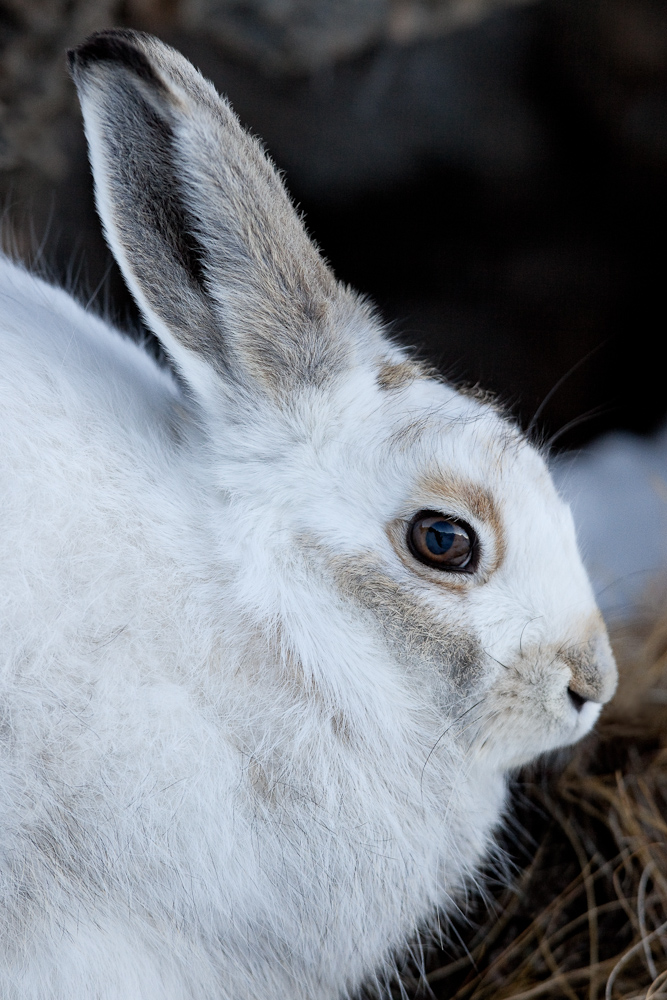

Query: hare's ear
68 30 362 400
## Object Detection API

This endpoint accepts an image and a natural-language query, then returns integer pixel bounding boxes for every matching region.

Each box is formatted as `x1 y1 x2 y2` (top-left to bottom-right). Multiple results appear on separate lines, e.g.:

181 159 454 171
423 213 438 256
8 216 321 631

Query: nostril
568 687 588 712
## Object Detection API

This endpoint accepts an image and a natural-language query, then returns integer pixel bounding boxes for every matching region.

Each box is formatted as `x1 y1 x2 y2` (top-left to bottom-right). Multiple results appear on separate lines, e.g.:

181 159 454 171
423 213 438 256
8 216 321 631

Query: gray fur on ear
69 29 364 395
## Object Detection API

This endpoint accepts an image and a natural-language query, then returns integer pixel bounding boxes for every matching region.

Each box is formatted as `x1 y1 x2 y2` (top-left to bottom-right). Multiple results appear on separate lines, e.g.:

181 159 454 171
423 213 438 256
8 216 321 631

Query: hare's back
0 257 182 450
0 257 205 679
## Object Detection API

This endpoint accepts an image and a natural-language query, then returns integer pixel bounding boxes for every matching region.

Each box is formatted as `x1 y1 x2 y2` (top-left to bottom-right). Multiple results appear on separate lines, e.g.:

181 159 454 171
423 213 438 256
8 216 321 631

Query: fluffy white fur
0 30 617 1000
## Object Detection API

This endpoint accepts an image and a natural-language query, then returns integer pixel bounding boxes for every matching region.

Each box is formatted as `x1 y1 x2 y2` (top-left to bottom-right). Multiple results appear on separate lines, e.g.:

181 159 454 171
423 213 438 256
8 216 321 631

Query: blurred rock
135 0 534 73
551 0 667 164
169 14 544 200
0 1 115 177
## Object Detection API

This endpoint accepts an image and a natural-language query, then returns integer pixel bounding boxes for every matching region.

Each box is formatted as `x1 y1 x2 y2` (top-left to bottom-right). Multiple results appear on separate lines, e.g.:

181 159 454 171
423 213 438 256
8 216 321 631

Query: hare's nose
566 630 618 708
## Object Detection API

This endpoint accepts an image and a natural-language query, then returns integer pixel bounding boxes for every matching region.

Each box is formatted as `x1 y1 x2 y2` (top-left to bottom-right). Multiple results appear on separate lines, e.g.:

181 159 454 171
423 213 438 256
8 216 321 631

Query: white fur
0 31 616 1000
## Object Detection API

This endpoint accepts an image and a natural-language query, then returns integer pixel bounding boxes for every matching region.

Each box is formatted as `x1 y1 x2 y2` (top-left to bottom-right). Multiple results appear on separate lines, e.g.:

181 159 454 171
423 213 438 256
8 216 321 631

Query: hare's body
0 31 617 999
0 258 503 998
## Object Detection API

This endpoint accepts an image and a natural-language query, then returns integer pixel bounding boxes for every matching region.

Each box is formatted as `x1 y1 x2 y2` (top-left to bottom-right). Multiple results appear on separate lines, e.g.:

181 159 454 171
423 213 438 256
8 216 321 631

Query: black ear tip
67 30 160 87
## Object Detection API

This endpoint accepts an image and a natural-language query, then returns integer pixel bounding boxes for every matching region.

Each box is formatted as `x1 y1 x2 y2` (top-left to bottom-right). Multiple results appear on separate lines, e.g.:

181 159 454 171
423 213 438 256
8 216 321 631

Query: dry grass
403 595 667 1000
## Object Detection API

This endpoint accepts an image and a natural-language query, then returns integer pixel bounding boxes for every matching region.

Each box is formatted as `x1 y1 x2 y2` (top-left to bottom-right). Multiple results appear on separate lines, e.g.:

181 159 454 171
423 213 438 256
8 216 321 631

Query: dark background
1 0 665 450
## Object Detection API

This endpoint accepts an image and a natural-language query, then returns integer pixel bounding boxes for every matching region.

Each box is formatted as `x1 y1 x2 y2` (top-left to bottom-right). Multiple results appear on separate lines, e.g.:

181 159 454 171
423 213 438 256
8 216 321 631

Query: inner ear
71 37 228 381
122 98 208 293
146 117 207 290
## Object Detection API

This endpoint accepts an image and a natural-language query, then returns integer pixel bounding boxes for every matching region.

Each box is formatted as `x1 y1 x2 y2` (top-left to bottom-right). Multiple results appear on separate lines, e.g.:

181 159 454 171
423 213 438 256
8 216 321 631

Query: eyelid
386 494 503 585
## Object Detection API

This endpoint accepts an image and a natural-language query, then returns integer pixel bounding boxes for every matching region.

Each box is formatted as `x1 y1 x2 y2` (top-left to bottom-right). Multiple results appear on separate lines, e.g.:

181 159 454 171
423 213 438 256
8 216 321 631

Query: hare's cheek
329 553 485 693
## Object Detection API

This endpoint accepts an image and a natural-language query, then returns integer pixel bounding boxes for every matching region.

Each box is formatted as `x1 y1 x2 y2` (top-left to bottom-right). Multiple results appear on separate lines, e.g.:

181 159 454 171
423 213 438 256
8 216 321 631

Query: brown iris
408 513 476 571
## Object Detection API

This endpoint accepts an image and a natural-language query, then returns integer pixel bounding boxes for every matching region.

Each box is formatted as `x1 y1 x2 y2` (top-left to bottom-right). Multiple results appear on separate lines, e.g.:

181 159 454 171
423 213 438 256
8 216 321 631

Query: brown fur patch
329 551 483 690
454 382 502 409
559 616 617 704
330 711 353 743
415 473 507 575
376 359 428 391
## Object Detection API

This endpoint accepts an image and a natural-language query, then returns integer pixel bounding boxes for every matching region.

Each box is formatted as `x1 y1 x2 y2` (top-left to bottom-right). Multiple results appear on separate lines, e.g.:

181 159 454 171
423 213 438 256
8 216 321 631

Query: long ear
68 30 368 400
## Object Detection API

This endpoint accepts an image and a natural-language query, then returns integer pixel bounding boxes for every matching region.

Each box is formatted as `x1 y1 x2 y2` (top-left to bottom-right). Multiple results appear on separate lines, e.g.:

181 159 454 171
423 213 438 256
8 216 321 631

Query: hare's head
70 31 616 778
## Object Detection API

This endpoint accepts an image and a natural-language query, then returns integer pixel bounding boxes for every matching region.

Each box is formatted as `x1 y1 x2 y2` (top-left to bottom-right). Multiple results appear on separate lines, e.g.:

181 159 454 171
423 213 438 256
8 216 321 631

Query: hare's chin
572 698 603 737
499 699 603 770
543 698 602 757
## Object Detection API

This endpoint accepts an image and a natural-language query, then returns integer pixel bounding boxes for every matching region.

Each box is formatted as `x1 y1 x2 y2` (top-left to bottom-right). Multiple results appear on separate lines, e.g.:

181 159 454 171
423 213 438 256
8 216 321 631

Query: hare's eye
408 513 476 571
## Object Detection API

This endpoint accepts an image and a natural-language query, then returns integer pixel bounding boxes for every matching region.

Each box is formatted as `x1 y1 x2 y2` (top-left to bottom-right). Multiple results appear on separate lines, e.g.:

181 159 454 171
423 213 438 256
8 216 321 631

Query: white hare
0 29 617 1000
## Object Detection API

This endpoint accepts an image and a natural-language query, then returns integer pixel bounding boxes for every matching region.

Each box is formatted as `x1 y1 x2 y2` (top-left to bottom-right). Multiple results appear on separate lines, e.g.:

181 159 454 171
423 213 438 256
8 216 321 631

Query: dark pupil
425 522 456 555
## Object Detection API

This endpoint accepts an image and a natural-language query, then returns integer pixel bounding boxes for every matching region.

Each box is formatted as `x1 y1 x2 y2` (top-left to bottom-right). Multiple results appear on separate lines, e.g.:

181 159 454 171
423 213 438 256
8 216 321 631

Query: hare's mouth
567 687 588 711
544 680 605 754
568 694 602 730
